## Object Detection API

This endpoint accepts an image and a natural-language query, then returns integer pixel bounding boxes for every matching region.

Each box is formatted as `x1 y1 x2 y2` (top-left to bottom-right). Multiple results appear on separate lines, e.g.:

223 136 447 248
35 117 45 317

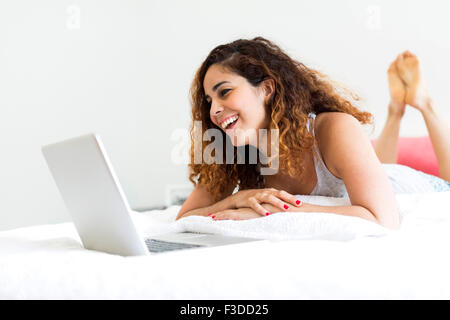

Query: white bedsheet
1 191 449 299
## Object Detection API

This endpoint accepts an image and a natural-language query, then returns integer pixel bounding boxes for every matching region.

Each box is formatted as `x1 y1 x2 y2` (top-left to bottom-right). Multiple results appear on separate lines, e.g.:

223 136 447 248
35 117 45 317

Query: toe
396 55 404 70
388 61 396 73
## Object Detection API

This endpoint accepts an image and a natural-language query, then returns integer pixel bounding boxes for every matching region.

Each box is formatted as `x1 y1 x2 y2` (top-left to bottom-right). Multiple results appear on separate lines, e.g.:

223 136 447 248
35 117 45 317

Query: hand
231 188 302 216
210 207 263 221
211 202 312 221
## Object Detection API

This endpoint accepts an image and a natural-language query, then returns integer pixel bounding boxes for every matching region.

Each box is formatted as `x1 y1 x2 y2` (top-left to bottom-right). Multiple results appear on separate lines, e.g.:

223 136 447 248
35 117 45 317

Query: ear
261 78 275 103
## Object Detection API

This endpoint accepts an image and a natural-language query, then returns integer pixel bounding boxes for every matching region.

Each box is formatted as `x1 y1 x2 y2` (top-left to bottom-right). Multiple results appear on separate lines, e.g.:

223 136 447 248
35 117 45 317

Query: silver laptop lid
42 133 148 256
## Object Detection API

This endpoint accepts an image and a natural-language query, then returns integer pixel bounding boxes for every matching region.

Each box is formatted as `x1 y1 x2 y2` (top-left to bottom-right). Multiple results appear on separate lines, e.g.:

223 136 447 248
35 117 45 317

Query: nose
210 100 223 119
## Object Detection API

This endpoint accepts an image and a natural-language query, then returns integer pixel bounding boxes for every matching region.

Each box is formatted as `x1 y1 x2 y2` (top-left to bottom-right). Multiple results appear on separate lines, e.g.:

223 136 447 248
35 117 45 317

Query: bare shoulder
312 112 400 229
313 112 359 178
314 111 357 131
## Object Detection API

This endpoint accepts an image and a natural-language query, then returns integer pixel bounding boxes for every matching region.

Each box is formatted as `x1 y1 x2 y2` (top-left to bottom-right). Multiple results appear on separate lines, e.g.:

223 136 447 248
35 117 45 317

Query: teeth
221 115 239 129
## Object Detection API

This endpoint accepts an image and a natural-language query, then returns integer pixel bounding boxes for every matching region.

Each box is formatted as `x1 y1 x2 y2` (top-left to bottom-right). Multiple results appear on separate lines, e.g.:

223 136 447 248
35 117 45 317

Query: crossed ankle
419 98 435 114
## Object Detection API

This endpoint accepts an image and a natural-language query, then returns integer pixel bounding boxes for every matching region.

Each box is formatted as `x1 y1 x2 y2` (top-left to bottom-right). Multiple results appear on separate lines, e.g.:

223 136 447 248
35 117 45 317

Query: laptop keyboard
144 238 203 253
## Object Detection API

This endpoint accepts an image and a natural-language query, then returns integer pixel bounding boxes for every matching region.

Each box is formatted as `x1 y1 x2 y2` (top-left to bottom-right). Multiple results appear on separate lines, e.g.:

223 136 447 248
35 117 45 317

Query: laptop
41 133 263 256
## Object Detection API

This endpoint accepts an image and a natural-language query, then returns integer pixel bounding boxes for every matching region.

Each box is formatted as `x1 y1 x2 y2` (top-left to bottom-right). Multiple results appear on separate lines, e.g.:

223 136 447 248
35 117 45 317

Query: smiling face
203 64 274 147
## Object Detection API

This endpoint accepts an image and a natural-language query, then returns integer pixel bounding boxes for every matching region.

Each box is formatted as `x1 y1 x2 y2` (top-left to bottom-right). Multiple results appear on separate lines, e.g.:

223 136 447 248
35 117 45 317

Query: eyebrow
205 81 230 100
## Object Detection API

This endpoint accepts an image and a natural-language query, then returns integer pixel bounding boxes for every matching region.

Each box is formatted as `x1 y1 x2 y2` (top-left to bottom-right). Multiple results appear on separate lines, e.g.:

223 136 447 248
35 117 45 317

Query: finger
257 191 290 211
274 190 303 207
264 194 291 212
208 211 222 220
256 192 288 211
211 210 233 221
248 197 271 216
211 213 223 220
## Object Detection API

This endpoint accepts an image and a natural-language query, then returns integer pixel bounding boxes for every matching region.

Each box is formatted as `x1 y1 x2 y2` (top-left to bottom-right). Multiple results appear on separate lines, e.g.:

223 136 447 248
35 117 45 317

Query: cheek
246 106 267 126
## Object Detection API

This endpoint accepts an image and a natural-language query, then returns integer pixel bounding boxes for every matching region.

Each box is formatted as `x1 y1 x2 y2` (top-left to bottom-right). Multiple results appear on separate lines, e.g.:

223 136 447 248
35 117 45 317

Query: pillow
371 136 439 177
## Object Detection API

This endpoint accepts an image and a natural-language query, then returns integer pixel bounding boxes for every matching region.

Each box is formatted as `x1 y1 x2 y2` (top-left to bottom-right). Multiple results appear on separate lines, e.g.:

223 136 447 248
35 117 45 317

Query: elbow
372 208 401 231
377 217 400 230
384 217 401 230
175 210 186 221
358 203 400 230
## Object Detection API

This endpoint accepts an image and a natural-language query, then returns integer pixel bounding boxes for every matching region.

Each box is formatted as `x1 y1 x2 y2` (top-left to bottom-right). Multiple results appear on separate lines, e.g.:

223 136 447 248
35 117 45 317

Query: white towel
133 194 418 242
133 192 450 241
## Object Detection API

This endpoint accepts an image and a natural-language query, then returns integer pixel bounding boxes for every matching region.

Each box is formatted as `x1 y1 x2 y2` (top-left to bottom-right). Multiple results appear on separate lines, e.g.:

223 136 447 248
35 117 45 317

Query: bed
1 190 449 300
2 136 448 299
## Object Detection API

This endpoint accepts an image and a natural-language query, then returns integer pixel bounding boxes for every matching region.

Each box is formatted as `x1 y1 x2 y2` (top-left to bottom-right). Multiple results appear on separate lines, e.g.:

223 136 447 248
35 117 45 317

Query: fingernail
211 215 216 219
284 204 289 210
265 212 270 216
296 200 302 205
207 213 212 216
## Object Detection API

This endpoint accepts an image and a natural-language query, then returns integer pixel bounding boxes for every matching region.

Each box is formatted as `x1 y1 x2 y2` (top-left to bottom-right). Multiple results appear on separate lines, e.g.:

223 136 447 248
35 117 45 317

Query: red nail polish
212 215 216 219
207 213 212 216
296 200 301 205
265 212 270 216
284 204 289 210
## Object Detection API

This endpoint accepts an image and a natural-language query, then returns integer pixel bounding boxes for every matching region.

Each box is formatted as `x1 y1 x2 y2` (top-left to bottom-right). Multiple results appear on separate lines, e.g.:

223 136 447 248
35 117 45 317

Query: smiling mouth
221 115 239 130
225 117 239 131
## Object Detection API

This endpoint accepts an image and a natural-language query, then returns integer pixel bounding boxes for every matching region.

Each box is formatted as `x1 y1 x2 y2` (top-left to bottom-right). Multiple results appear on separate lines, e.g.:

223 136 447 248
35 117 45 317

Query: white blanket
1 191 450 299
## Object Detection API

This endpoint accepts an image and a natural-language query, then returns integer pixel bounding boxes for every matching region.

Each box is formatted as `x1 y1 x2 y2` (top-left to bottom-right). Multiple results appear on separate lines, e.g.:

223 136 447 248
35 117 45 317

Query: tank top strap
306 114 321 170
306 113 348 197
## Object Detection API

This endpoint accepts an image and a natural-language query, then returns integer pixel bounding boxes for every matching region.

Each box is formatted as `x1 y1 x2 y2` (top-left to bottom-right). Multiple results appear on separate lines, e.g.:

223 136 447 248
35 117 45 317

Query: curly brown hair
188 36 374 203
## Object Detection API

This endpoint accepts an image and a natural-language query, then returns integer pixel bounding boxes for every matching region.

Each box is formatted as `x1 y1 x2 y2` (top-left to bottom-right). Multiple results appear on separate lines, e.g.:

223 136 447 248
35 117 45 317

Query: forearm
287 202 379 223
176 195 235 220
277 202 400 229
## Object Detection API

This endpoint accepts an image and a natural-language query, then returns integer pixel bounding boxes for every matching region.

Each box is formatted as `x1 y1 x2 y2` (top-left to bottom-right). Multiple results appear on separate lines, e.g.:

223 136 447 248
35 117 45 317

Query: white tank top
306 113 439 198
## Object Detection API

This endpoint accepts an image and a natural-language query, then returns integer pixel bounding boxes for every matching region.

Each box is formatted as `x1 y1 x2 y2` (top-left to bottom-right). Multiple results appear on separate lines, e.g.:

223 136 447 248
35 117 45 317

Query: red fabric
370 136 439 177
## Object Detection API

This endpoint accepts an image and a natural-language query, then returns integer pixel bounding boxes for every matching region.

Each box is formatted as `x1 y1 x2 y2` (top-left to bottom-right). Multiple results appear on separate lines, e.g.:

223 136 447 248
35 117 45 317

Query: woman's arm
176 184 236 220
261 202 381 224
177 184 301 220
176 195 235 220
313 112 401 230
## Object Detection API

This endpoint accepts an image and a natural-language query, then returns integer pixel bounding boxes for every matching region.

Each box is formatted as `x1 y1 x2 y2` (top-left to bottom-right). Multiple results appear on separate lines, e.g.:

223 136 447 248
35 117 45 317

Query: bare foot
396 51 431 112
387 57 406 118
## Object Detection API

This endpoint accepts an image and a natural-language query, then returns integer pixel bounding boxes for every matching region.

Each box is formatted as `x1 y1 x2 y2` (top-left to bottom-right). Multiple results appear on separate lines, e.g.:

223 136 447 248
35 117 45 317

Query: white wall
1 0 449 231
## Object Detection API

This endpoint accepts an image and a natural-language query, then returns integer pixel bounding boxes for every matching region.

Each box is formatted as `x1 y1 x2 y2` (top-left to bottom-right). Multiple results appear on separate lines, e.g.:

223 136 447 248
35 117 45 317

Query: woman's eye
205 89 230 105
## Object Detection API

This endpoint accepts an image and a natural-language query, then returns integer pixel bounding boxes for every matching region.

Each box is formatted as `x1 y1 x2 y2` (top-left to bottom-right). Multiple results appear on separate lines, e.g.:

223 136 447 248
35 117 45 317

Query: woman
176 37 450 230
